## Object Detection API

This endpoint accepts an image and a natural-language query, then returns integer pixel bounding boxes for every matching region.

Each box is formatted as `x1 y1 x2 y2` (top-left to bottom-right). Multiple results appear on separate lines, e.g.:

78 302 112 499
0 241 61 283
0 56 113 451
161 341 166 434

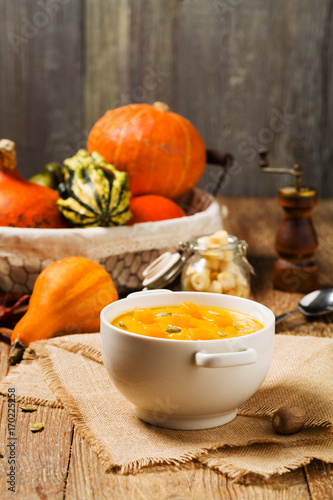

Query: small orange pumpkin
0 139 67 228
9 256 118 364
127 195 186 224
87 102 206 200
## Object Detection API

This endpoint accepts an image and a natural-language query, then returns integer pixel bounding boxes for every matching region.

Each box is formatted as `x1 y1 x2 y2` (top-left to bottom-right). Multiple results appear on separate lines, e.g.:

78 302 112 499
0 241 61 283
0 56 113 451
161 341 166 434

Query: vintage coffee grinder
258 149 318 293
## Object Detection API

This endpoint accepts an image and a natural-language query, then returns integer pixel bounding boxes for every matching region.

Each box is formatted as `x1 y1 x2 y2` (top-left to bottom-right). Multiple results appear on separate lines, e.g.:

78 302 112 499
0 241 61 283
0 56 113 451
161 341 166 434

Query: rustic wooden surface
0 0 333 196
0 197 332 499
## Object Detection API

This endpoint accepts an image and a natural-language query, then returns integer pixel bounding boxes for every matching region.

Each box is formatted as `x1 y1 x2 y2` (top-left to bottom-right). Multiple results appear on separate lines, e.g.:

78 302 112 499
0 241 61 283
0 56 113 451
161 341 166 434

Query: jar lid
142 234 255 289
142 242 192 289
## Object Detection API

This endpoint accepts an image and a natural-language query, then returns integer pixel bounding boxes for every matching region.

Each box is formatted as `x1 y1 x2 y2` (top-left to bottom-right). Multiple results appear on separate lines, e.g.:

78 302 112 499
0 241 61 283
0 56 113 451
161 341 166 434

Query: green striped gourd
57 150 132 227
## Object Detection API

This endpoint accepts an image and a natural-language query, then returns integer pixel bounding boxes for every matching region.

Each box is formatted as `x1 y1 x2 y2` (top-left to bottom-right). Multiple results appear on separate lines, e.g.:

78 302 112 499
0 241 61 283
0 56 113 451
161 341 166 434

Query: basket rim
0 188 217 235
0 189 223 259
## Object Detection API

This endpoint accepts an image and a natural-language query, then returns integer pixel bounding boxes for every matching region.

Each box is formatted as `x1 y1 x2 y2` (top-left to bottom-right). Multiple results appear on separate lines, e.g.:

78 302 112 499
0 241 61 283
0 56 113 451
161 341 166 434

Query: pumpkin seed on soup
165 326 182 333
156 312 172 318
119 321 127 329
30 422 44 433
217 331 227 337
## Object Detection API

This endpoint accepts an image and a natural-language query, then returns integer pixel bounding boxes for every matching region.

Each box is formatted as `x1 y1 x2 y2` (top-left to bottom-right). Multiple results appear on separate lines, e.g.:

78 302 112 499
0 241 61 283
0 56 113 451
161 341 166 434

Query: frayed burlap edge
0 339 102 410
199 453 315 480
239 405 333 429
0 344 64 408
110 431 331 475
28 338 103 365
0 392 64 409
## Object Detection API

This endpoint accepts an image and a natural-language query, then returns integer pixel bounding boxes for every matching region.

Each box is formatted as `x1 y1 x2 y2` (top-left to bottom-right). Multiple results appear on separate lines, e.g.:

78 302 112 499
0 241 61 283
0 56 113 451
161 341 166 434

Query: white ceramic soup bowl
100 290 275 430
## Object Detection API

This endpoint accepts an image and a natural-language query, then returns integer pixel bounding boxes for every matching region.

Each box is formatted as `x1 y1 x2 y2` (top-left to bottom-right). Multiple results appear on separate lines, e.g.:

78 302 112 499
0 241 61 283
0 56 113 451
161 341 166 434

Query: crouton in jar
181 231 254 298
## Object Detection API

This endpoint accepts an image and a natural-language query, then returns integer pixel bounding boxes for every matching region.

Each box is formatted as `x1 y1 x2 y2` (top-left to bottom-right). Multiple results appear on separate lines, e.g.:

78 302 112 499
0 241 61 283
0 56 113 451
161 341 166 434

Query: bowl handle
195 347 257 368
126 289 173 299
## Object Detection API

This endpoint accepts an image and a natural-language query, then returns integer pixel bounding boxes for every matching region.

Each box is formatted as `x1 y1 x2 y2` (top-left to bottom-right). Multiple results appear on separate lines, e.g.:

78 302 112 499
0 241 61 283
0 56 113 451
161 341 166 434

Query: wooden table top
0 196 332 499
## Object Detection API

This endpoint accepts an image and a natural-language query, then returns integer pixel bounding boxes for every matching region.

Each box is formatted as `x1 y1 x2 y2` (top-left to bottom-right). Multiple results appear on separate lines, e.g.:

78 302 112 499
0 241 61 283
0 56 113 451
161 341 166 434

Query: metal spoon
275 288 333 324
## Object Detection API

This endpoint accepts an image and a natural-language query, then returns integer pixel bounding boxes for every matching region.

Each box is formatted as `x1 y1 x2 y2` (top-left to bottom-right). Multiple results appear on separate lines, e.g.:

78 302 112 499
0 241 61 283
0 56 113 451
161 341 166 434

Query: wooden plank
84 0 131 130
65 428 309 500
0 341 10 382
220 196 279 257
0 0 84 178
127 0 179 109
176 0 331 197
0 398 73 499
84 0 179 131
0 335 73 499
313 199 333 287
304 459 333 499
319 1 333 198
231 469 310 500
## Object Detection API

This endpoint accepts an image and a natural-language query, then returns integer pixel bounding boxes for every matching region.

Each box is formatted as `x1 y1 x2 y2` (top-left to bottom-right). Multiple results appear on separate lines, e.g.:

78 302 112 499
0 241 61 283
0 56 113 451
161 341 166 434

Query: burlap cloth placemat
1 332 332 478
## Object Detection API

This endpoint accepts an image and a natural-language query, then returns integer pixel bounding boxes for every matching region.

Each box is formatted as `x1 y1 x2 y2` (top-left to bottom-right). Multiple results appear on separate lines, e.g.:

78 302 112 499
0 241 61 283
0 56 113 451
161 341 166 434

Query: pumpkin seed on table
165 326 182 333
20 405 37 412
30 422 44 433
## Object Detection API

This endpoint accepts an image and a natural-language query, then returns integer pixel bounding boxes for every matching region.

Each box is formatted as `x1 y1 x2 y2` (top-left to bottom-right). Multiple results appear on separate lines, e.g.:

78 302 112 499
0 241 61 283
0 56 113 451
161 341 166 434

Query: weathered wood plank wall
0 0 84 176
0 0 332 197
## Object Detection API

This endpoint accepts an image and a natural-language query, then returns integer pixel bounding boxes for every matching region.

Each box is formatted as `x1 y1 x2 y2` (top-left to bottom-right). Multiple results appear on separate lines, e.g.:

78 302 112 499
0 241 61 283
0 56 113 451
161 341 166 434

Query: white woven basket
0 189 223 295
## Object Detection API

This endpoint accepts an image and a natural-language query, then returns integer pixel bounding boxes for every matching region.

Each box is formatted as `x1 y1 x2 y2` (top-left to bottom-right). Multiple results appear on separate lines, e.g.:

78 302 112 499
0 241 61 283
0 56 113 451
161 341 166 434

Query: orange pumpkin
0 139 67 228
9 256 118 364
127 195 186 224
87 102 206 200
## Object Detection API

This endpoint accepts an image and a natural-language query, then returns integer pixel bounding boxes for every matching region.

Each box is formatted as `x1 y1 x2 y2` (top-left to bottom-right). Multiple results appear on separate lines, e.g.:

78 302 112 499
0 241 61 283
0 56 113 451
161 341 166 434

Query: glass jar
181 234 254 297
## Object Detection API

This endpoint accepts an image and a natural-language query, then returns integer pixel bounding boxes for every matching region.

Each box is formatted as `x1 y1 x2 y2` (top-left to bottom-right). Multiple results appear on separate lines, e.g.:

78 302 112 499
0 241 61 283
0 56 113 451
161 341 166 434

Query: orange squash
87 102 206 200
127 194 186 224
9 256 118 364
0 139 67 228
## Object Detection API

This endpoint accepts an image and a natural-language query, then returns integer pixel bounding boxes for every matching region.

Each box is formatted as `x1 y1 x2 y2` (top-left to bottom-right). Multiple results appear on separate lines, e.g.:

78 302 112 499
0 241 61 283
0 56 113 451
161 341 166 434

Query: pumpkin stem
153 102 170 112
9 339 26 365
0 139 17 171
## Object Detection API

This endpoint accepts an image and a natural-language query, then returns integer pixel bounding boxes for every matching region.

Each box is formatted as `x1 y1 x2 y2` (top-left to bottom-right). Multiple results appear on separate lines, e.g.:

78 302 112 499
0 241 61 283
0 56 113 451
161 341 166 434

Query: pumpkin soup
111 301 264 340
